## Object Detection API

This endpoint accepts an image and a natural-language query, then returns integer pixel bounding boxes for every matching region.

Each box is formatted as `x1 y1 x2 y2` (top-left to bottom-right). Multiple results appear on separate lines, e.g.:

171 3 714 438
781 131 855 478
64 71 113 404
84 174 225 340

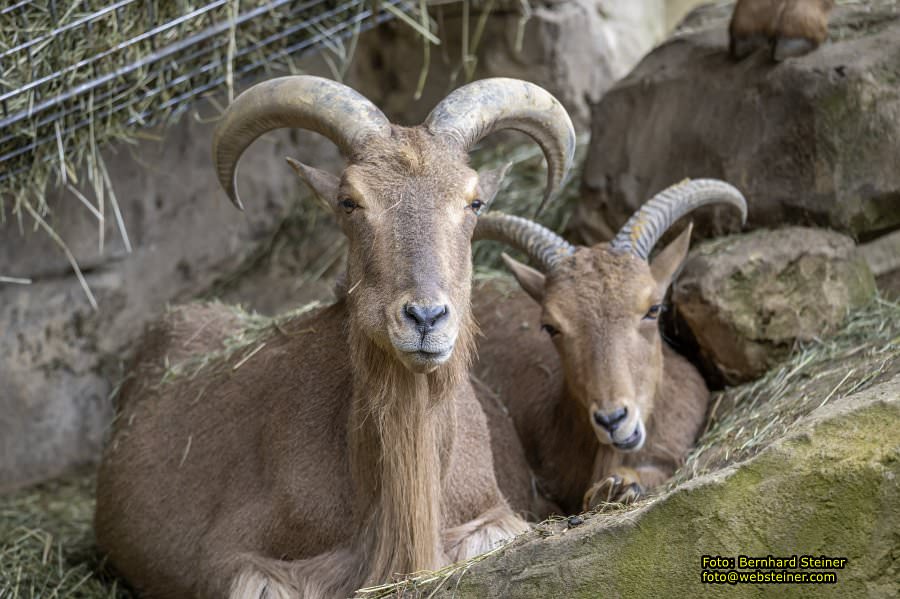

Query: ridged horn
424 78 576 215
610 179 748 260
213 76 390 210
475 212 575 273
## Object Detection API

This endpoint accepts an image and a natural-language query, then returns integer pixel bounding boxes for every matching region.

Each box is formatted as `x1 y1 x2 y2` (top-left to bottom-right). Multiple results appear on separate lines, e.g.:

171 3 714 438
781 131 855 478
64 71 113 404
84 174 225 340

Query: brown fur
729 0 834 60
473 233 708 517
95 128 528 598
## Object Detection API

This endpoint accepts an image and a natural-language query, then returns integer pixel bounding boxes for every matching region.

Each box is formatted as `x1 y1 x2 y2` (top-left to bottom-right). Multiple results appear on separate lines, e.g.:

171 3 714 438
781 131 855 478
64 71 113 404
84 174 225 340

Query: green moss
432 396 899 598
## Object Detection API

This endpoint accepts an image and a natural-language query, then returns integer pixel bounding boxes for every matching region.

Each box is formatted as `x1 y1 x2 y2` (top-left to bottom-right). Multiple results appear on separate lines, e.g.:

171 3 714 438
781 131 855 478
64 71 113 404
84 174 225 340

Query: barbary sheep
95 76 575 598
473 179 747 516
730 0 835 61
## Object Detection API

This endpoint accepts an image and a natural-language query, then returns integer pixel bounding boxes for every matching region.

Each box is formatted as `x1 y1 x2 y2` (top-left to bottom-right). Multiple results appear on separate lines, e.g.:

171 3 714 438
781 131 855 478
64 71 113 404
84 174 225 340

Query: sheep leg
582 466 644 511
773 0 834 61
227 549 363 599
443 505 530 562
729 0 783 59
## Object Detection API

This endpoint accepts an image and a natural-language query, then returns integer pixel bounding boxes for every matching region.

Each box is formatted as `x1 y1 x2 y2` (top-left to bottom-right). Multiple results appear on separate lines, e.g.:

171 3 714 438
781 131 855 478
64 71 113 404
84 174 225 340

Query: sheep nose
404 303 449 333
593 407 628 432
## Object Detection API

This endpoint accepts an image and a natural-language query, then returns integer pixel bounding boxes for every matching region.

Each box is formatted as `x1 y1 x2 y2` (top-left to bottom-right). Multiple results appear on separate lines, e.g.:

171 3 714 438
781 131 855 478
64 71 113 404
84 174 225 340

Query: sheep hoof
773 37 818 61
730 34 768 60
583 472 644 511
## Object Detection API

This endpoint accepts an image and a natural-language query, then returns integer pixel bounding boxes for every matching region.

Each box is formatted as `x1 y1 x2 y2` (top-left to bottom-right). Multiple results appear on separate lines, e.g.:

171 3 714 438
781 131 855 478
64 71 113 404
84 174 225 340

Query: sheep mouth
389 326 457 372
613 424 644 452
409 347 452 363
398 346 453 372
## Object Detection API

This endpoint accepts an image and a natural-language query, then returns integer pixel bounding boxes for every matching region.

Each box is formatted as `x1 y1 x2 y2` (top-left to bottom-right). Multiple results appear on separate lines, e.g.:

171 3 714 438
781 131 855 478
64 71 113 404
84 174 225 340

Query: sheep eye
643 304 664 320
339 197 357 214
541 323 560 337
469 199 485 215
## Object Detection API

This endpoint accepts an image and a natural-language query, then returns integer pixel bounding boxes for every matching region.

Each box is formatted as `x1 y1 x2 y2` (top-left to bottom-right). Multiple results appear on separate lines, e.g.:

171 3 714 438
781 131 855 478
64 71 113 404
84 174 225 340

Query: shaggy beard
344 299 477 587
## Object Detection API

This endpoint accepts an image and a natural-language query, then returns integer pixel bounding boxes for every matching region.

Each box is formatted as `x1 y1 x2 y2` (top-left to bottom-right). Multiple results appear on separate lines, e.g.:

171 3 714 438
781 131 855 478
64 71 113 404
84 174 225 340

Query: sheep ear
478 162 513 210
286 157 340 213
649 223 693 294
502 252 545 303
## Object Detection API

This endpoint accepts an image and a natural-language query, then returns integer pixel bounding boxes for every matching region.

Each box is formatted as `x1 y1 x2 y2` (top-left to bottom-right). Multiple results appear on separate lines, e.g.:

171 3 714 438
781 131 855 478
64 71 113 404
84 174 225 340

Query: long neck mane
346 316 473 586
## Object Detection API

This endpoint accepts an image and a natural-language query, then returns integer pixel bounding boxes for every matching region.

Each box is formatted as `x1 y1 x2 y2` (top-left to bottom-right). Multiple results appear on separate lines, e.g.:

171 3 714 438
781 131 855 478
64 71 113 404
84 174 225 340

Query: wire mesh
0 0 410 187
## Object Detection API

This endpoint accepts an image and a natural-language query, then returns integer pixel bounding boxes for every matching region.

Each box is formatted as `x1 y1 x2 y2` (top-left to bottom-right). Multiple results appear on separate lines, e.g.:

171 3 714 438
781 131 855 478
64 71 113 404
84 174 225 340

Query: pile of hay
2 293 895 598
0 469 128 598
674 293 900 485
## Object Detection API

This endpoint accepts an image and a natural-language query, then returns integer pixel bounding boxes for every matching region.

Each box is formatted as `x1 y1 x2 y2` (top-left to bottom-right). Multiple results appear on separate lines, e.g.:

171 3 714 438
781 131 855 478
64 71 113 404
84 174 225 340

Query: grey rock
672 227 876 384
348 0 669 128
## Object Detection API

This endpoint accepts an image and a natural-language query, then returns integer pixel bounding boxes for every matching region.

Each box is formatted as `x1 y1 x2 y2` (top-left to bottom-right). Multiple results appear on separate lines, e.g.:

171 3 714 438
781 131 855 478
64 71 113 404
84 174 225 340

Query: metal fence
0 0 411 186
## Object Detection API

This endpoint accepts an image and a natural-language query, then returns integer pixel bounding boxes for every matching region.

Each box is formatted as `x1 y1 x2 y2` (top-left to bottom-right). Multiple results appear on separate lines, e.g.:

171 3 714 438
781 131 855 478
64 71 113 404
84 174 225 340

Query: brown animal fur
95 128 528 598
730 0 834 60
473 229 708 516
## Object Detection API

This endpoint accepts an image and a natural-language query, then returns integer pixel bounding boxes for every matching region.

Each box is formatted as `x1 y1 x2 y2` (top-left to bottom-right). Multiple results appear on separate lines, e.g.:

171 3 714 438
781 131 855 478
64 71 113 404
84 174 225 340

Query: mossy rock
673 227 876 384
401 375 900 598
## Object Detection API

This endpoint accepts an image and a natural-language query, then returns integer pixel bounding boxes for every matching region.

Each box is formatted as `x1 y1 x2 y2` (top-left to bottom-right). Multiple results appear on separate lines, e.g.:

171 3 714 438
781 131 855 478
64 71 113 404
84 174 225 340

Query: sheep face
504 227 693 452
291 128 506 374
214 76 574 375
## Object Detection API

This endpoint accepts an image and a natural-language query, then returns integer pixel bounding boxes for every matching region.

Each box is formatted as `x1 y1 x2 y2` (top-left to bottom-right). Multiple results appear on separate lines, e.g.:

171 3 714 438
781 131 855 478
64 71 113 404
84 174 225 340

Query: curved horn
424 78 576 214
475 212 575 273
213 76 390 210
610 179 748 260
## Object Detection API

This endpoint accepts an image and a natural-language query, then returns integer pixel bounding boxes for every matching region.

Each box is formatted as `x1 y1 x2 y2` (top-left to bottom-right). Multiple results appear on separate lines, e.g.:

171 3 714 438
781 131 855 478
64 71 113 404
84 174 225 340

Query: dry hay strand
353 539 511 599
158 298 324 384
672 293 900 486
471 132 589 276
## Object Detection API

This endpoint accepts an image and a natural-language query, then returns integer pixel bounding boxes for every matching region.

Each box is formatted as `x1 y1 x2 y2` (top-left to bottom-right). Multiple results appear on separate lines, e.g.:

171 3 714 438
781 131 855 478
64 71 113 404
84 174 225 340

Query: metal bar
1 1 36 17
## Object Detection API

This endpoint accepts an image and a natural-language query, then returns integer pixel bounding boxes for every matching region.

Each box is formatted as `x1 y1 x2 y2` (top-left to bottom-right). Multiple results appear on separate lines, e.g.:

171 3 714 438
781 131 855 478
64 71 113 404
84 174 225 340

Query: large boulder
348 0 678 128
671 227 875 384
574 3 900 243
